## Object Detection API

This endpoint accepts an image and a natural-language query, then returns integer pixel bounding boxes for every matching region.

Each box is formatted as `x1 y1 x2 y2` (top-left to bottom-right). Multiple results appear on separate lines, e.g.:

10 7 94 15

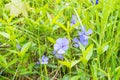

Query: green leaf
0 55 7 68
84 44 93 60
81 44 94 64
71 60 80 68
47 37 55 44
58 61 71 68
58 60 80 68
115 66 120 73
52 11 62 24
0 31 10 39
55 22 67 31
103 45 109 53
5 0 28 17
62 75 70 80
6 58 18 68
97 41 110 55
70 75 80 80
97 68 108 76
79 42 85 51
19 42 31 57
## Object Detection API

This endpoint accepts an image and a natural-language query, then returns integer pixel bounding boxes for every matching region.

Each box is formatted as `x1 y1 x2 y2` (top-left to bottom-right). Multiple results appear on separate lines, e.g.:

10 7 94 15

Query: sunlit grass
0 0 120 80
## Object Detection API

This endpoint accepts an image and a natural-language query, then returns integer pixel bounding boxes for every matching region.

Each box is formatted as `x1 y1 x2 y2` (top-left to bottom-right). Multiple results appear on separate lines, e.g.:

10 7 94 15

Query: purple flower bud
70 15 78 29
71 15 76 25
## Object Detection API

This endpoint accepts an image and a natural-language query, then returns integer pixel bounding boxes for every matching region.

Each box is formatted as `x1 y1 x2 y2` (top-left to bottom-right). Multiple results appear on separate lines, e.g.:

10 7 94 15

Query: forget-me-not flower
53 38 69 59
73 26 92 47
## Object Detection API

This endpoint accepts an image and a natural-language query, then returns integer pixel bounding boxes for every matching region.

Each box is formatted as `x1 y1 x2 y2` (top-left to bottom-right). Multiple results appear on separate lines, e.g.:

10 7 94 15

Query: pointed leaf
0 31 10 39
58 61 71 68
82 44 93 64
71 60 80 68
103 45 109 53
19 42 31 57
70 75 80 80
5 0 28 17
47 37 55 44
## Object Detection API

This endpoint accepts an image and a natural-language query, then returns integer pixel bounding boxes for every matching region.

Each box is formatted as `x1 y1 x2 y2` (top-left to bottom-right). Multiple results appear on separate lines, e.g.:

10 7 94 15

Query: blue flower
73 26 92 47
73 38 80 48
90 0 99 5
96 0 99 4
53 38 69 59
40 55 49 64
78 26 93 40
79 35 88 46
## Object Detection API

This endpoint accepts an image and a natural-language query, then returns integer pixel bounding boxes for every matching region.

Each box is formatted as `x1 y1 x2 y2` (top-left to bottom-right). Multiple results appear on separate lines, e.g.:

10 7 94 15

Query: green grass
0 0 120 80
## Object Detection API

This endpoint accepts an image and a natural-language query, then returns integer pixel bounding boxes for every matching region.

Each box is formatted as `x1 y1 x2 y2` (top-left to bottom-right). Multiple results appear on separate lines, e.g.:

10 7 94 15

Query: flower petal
71 15 76 24
86 29 93 35
73 38 79 43
58 49 65 54
55 54 63 59
41 55 49 64
62 45 68 51
53 51 57 55
41 61 48 64
81 26 86 33
70 23 74 26
62 38 69 45
54 44 60 51
79 35 88 46
83 35 89 40
78 31 83 35
56 38 63 44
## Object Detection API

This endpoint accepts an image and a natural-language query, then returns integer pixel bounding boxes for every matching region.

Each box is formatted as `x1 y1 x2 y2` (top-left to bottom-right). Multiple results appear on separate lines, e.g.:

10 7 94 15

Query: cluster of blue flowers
38 15 92 65
73 26 92 47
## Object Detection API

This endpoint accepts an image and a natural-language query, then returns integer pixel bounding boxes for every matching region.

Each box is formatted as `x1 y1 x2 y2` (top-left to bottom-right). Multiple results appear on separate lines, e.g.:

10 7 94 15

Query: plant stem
44 64 48 79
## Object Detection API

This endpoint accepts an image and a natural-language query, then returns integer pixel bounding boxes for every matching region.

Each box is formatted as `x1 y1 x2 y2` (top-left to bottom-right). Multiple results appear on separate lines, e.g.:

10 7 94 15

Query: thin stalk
44 65 48 79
